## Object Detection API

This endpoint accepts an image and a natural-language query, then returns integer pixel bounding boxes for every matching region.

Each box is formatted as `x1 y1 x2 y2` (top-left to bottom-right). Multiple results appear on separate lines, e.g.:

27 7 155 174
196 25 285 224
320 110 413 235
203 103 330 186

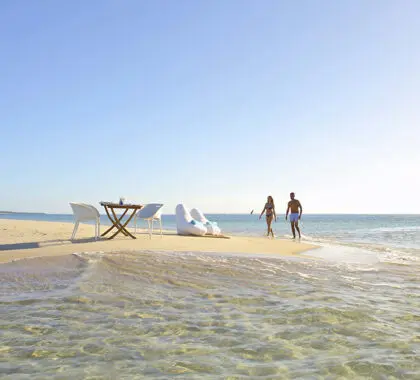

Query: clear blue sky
1 0 419 214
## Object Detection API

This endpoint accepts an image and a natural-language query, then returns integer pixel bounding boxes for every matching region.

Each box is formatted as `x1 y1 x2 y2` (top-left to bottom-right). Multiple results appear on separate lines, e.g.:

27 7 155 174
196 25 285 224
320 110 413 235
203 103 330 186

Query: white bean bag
190 208 222 236
175 204 207 236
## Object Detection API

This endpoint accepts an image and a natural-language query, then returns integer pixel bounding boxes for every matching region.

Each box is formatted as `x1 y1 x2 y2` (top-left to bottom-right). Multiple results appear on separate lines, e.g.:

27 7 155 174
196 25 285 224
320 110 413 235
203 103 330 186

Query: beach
1 215 419 378
0 219 316 264
3 0 420 376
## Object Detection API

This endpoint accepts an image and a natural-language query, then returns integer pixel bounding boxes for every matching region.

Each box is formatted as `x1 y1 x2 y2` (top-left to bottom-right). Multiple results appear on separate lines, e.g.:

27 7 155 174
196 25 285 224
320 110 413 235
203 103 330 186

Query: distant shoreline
0 211 47 215
1 212 419 216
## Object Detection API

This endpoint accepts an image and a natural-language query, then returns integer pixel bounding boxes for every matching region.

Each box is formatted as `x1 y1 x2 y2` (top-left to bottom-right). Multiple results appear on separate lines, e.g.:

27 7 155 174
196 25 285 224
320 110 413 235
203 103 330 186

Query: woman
259 196 276 237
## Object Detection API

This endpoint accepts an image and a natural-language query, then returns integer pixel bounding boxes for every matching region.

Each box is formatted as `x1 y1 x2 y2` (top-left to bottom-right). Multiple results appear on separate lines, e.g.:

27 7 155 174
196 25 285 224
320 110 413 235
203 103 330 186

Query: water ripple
1 250 419 379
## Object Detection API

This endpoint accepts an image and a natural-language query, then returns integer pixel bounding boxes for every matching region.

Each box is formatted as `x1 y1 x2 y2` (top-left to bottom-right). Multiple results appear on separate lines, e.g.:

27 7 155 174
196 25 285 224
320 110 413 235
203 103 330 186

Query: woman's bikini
265 203 274 218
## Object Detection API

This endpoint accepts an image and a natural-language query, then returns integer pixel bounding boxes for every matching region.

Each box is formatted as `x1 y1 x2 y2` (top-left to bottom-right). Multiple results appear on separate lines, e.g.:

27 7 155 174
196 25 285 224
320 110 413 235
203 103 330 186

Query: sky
1 0 419 214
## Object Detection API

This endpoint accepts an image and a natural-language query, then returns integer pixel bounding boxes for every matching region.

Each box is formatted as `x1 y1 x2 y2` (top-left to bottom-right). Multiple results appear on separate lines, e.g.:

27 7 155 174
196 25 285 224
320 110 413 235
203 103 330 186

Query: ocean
1 213 419 378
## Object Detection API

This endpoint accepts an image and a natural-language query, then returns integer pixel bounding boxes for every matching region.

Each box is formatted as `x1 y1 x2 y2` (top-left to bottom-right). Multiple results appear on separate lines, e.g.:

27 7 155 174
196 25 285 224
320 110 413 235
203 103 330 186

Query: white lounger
175 204 207 236
190 208 221 236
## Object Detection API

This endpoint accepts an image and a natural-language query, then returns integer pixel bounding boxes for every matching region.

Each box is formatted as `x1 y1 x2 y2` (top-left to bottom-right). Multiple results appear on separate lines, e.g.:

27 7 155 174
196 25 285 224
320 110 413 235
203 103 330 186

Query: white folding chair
133 203 164 238
69 203 101 240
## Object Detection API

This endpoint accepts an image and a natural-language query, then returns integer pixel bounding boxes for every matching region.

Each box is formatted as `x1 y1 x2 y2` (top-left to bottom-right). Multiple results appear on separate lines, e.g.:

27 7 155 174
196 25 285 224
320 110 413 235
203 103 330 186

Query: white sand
0 219 317 264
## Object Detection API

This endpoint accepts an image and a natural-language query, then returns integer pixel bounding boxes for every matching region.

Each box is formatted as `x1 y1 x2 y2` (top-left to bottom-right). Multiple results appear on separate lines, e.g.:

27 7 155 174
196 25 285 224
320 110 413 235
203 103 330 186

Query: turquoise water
1 214 419 378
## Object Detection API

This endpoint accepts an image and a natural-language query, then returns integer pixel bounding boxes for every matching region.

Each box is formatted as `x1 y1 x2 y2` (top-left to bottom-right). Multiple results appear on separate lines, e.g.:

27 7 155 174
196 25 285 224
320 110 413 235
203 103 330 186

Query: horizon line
1 212 420 216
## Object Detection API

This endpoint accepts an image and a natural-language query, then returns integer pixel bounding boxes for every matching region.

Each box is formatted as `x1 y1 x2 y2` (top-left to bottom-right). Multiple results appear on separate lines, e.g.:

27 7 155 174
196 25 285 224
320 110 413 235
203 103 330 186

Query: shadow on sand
0 231 231 253
0 238 100 252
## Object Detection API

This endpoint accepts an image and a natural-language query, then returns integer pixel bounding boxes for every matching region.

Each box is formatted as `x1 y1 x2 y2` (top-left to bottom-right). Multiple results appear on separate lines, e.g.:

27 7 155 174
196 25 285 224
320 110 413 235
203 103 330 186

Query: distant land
0 211 46 215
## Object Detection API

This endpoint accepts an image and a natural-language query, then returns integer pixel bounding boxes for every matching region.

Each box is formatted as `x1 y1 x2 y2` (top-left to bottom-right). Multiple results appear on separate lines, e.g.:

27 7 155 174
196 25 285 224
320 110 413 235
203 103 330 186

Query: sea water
1 214 419 378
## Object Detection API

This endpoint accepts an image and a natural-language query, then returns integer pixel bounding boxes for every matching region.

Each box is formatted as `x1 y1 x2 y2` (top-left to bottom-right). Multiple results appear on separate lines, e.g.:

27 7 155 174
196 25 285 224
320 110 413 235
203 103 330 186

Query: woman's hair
267 196 274 207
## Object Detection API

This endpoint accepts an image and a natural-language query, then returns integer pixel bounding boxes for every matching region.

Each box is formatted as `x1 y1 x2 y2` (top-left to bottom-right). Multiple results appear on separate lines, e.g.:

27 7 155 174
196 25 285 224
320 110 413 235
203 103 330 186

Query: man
285 192 303 239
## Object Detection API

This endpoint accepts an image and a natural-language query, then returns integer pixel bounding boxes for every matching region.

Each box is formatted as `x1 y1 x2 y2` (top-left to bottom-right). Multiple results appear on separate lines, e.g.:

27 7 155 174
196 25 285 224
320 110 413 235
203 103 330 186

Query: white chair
133 203 164 238
175 204 207 236
190 208 222 236
69 203 100 240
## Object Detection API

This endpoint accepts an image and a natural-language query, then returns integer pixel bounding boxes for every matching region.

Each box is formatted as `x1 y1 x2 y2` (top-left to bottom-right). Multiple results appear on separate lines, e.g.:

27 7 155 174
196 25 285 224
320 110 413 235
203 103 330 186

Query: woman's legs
266 215 273 237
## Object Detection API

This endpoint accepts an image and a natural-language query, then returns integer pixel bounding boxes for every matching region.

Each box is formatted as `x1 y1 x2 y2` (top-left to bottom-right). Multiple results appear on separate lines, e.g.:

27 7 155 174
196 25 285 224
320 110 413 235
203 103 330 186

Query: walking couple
259 193 303 239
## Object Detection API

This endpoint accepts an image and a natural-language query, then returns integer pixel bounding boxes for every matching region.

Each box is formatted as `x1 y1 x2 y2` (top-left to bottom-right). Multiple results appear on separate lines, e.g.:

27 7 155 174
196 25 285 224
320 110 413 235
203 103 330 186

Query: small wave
360 225 420 233
357 281 403 289
303 235 420 267
0 254 91 301
72 251 107 263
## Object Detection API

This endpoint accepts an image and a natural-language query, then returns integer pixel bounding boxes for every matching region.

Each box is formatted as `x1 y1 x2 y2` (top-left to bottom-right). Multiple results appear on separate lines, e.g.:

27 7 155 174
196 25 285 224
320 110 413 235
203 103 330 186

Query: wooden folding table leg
102 206 129 237
109 208 137 239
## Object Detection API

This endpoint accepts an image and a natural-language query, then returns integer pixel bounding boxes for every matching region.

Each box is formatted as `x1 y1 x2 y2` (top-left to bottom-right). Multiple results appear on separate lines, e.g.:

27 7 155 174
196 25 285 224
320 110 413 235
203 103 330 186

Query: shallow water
1 250 419 379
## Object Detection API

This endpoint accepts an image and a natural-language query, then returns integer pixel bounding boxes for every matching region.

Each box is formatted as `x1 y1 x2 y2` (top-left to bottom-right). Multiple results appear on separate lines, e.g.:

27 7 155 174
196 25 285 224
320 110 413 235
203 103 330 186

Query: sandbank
0 219 317 264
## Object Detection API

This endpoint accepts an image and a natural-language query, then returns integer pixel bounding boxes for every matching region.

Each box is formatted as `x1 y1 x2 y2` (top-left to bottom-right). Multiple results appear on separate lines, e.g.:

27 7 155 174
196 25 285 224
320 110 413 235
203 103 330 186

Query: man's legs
295 221 301 239
290 222 296 238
